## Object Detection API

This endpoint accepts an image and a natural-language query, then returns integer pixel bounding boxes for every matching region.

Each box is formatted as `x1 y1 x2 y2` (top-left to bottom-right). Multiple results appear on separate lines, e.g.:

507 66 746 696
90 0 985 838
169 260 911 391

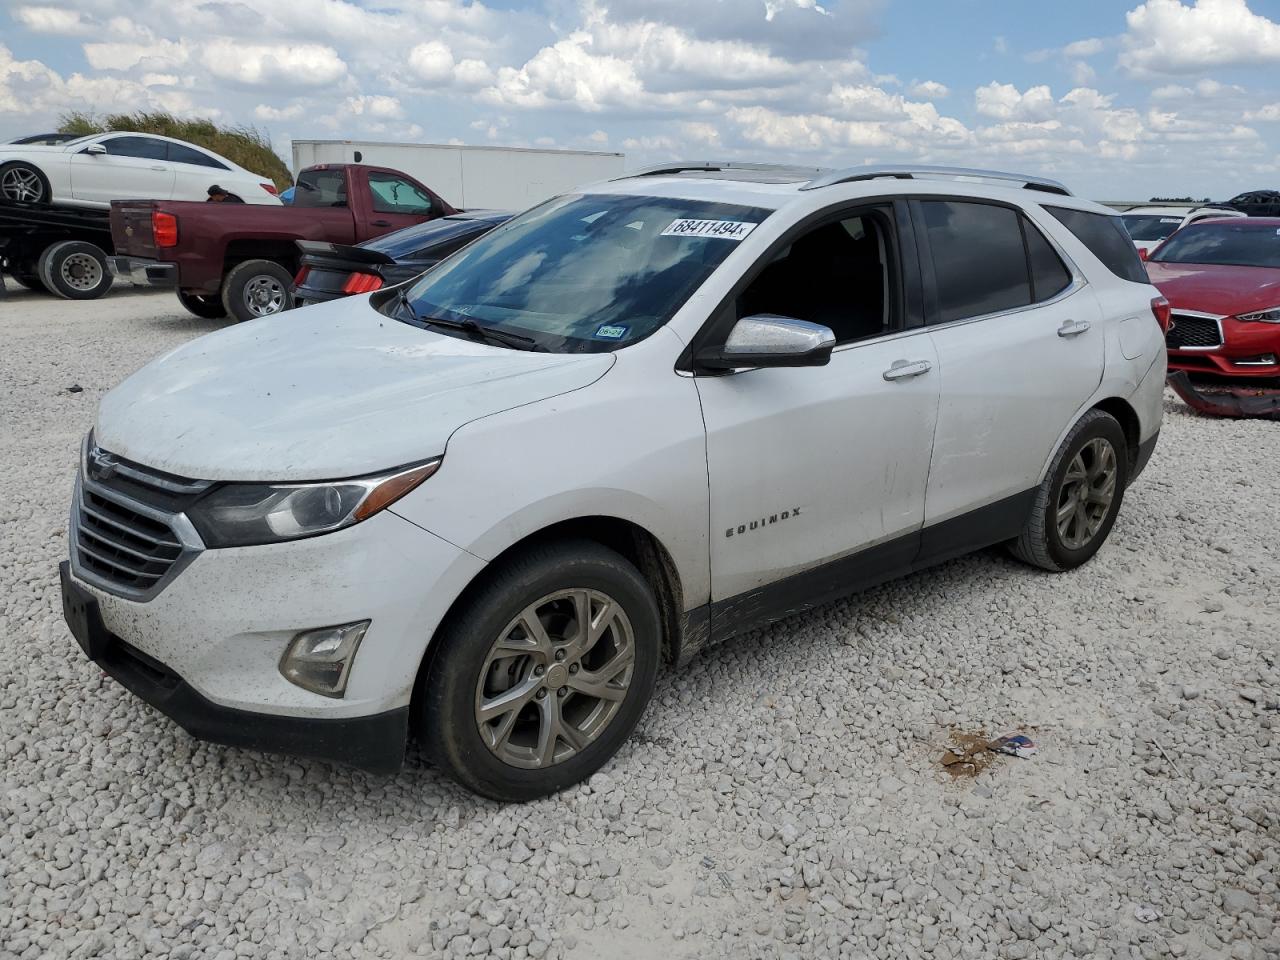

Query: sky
2 0 1280 200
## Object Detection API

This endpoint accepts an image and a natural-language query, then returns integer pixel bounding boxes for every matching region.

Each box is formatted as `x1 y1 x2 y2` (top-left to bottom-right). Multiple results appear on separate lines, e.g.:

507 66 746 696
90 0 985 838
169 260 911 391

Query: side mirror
83 143 107 156
696 314 836 370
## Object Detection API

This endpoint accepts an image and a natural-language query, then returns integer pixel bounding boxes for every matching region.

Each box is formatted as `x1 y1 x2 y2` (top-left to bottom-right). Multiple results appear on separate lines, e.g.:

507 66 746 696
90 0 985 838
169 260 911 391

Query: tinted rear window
922 201 1030 323
294 170 347 208
1047 206 1147 283
364 218 494 259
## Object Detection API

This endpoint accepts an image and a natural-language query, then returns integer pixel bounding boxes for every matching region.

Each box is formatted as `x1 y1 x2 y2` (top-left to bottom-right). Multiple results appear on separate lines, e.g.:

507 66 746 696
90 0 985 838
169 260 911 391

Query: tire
221 259 294 322
0 161 50 204
11 271 48 293
178 290 228 319
421 540 662 802
1009 409 1129 572
37 241 112 300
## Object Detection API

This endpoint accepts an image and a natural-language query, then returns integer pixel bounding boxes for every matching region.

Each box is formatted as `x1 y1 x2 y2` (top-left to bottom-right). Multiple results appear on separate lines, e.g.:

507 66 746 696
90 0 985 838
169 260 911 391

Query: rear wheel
178 290 228 319
37 241 112 300
0 161 49 204
221 259 293 322
1009 409 1129 571
421 540 661 802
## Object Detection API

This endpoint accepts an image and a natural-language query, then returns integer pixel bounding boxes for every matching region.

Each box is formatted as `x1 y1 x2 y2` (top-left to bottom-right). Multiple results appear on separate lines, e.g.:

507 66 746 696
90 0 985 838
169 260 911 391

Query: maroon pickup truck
110 163 456 322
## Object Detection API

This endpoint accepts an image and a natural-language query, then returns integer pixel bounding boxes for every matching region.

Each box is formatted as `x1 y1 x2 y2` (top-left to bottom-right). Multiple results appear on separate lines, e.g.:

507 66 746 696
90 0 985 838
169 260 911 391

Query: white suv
61 163 1167 801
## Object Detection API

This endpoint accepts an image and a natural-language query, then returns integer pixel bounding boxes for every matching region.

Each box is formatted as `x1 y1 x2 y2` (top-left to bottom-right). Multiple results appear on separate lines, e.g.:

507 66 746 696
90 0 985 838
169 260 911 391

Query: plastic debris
989 734 1038 759
1134 903 1161 923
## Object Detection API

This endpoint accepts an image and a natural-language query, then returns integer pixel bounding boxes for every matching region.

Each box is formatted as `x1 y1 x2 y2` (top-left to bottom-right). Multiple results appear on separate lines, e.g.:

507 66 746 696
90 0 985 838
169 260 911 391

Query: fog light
279 621 369 698
1233 354 1277 366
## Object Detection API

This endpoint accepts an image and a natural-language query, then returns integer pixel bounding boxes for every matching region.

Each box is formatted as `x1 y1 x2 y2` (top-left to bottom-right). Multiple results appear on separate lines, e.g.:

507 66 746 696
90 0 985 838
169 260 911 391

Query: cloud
1063 37 1105 58
0 43 196 118
974 82 1056 121
409 41 455 83
12 6 93 35
199 40 347 88
1244 103 1280 121
340 95 403 119
907 80 949 99
1123 0 1280 73
84 40 190 72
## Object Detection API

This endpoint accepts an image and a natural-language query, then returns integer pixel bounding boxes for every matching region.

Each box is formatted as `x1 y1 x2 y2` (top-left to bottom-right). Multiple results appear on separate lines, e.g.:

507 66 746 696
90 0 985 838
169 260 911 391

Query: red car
1145 217 1280 378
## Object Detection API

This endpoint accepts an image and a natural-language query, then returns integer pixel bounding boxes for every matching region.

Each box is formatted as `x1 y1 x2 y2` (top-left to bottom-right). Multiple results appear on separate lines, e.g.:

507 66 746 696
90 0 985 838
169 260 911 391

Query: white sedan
0 132 281 208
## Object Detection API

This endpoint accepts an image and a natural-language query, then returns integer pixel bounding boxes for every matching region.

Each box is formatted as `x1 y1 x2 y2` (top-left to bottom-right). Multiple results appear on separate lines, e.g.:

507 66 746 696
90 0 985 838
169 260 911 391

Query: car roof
579 163 1115 217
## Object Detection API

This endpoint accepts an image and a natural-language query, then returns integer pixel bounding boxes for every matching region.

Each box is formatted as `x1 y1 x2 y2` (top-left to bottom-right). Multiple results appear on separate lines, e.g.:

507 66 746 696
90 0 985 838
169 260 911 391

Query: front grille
71 440 207 600
1166 314 1222 349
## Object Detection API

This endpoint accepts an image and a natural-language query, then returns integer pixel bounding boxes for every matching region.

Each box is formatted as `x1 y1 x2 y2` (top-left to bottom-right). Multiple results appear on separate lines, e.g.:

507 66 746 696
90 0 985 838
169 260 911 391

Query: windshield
391 193 772 352
1121 214 1183 242
1149 221 1280 269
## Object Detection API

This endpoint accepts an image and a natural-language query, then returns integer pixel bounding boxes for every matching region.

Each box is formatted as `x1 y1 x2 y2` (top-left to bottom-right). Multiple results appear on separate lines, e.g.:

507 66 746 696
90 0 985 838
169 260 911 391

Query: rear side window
294 169 347 208
1046 206 1147 283
1023 219 1072 301
167 143 228 170
921 201 1030 323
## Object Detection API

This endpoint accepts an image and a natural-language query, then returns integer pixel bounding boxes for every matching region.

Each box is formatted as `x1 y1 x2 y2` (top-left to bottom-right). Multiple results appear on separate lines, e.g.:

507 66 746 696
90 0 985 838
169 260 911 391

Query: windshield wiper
394 293 541 351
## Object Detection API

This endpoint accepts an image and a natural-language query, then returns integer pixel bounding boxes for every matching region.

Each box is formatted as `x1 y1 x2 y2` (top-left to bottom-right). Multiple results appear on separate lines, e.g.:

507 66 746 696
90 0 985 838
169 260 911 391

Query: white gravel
2 285 1278 960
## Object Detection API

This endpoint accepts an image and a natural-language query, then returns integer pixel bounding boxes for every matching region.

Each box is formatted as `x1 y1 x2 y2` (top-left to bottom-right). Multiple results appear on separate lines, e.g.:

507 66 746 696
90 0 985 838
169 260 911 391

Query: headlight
187 458 441 548
1237 306 1280 324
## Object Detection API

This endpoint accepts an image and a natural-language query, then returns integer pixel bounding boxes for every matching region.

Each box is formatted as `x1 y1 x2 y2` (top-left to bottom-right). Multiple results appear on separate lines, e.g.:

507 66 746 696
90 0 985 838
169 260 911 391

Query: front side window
733 209 897 345
394 193 772 353
922 201 1030 323
368 173 436 215
1149 221 1280 269
1047 206 1148 283
99 136 168 161
293 169 347 208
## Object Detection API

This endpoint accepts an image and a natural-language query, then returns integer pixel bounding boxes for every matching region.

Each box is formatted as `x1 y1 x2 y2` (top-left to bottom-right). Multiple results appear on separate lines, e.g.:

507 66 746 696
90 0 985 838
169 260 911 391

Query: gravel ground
2 286 1277 960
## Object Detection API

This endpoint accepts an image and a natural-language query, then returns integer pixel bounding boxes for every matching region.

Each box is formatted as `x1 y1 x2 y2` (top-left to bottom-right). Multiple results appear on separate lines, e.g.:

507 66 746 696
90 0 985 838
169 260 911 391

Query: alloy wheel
474 588 635 769
243 276 285 317
1056 437 1118 550
1 167 44 203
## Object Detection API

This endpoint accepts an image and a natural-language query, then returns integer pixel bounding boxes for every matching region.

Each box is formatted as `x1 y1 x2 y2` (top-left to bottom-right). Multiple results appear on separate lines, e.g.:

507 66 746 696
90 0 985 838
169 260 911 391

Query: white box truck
291 140 626 211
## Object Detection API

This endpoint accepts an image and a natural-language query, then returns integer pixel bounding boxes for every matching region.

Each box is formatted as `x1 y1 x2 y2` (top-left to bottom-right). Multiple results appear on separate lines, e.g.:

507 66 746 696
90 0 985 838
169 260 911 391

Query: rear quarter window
1046 206 1148 284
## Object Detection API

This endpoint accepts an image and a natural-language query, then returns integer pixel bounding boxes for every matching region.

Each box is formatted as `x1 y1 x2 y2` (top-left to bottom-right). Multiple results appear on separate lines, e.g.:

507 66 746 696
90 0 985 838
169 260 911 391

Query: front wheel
37 241 112 300
421 540 661 802
221 259 293 322
1009 409 1129 571
178 290 228 319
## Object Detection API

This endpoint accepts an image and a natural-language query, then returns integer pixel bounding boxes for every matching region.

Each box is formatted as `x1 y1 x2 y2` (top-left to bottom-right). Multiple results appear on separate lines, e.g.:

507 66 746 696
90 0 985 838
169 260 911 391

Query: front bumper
61 562 408 773
109 256 176 287
1168 317 1280 378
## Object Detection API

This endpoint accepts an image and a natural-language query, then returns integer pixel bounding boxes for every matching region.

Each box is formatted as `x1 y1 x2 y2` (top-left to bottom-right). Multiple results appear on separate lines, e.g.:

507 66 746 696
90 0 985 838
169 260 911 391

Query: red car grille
1166 314 1222 349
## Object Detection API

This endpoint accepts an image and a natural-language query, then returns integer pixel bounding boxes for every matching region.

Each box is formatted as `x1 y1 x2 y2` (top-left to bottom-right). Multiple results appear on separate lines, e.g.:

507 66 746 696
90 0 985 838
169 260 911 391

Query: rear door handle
1058 319 1091 338
882 359 932 381
150 166 167 172
371 219 391 227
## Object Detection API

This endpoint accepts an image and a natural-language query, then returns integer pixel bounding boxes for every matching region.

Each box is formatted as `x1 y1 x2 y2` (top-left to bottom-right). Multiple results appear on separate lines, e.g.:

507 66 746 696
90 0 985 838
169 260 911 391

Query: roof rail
615 161 828 180
800 164 1072 197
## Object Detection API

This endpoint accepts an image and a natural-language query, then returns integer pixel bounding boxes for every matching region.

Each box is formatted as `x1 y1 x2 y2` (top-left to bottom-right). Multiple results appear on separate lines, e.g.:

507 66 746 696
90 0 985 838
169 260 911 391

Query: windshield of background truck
393 193 773 353
1121 214 1182 242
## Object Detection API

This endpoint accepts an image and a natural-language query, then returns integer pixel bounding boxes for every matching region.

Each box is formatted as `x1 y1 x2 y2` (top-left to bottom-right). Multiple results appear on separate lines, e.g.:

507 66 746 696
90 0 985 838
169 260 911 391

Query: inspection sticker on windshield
661 219 758 240
594 324 628 339
1160 217 1181 224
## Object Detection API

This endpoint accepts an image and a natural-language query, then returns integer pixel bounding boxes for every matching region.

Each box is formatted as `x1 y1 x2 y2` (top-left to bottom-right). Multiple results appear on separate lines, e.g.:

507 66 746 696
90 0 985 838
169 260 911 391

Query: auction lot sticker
661 219 758 240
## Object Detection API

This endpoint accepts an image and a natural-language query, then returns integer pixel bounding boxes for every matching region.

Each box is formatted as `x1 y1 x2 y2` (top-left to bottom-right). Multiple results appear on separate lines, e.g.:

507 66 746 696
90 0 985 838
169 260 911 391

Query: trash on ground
1134 903 1161 923
65 384 83 393
989 734 1039 759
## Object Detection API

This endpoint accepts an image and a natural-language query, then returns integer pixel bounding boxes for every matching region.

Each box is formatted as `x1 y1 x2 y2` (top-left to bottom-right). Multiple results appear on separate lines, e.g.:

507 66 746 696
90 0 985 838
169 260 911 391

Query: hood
96 298 614 481
1145 261 1280 316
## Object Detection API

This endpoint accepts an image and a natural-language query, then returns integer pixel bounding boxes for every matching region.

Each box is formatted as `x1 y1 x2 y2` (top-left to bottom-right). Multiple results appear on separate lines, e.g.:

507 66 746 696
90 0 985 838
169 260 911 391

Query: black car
292 211 511 306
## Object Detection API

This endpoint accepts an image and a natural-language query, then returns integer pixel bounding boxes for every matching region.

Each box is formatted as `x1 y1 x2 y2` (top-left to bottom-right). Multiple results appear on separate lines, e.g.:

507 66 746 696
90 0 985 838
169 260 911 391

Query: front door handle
883 359 932 381
371 219 391 227
1058 319 1091 338
150 166 167 172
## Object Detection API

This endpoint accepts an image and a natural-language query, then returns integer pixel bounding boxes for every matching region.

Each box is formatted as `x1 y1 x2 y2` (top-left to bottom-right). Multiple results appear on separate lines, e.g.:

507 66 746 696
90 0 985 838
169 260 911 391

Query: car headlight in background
187 458 441 548
1237 306 1280 324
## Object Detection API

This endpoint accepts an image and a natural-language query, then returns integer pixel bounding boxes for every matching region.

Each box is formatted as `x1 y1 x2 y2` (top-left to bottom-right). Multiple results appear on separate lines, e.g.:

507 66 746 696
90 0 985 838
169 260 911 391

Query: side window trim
678 197 909 372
